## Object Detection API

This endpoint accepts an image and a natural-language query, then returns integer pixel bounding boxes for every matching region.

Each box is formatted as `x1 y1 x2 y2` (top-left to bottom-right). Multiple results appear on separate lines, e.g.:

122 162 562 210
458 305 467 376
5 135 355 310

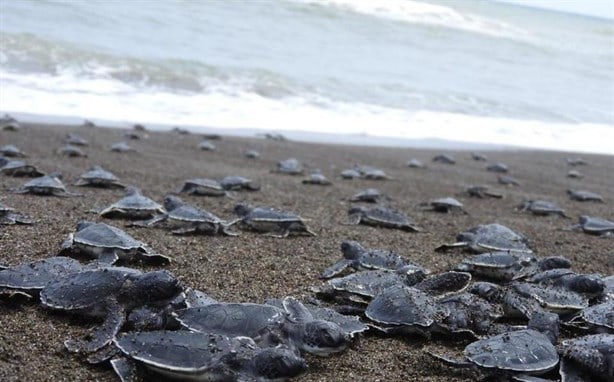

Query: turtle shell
567 189 603 202
406 159 424 168
23 175 66 191
486 162 508 173
512 283 588 315
329 269 421 298
0 144 25 157
101 188 164 216
73 222 146 250
80 166 120 183
577 216 614 234
341 169 361 179
365 284 445 327
168 205 222 223
456 252 537 281
276 158 303 175
351 206 420 231
198 140 216 150
519 200 566 216
465 224 532 253
580 301 614 331
0 257 84 290
350 188 384 203
180 178 225 195
110 142 133 152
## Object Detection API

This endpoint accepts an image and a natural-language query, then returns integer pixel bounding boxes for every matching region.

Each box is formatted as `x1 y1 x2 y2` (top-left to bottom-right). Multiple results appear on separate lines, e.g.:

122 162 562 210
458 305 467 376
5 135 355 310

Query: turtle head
298 320 349 356
75 220 96 231
340 240 364 260
89 165 103 171
234 203 252 217
124 186 141 196
528 311 560 344
348 206 366 215
129 270 183 306
538 256 571 271
567 274 604 296
455 231 475 244
47 171 63 180
163 195 184 211
249 347 307 380
468 281 501 301
0 157 8 166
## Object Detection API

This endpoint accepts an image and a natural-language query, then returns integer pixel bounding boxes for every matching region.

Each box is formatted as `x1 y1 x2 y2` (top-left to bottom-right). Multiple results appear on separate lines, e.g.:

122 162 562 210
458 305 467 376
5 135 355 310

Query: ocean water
0 0 612 154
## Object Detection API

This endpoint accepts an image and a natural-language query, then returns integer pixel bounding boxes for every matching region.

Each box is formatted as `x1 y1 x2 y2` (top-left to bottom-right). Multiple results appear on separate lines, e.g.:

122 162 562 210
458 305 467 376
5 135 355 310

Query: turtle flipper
65 303 125 353
434 242 468 252
131 214 167 228
221 218 242 236
87 345 120 364
346 214 361 225
139 252 171 265
111 356 139 382
425 350 475 369
321 259 353 279
171 226 197 235
282 297 314 322
9 187 28 194
0 215 15 225
95 249 119 265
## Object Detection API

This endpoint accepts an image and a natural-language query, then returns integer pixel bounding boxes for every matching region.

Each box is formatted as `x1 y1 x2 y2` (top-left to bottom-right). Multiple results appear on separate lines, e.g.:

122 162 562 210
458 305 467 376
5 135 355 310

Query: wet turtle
109 141 135 153
40 267 182 353
66 133 88 146
179 178 227 196
220 175 260 191
97 187 165 219
526 269 604 297
321 240 425 279
136 195 240 236
568 215 614 236
340 168 361 179
302 170 332 185
432 154 456 164
471 152 487 161
455 252 542 281
58 144 88 157
498 175 520 186
347 206 422 232
0 257 84 298
566 157 587 166
0 114 20 131
568 300 614 333
435 223 532 253
245 149 260 158
406 158 425 168
60 220 170 264
176 297 350 356
112 331 306 382
559 334 614 381
567 189 603 202
234 203 316 238
74 165 125 188
0 157 44 177
0 144 26 157
464 185 503 199
516 200 568 218
567 169 583 179
486 162 509 173
275 158 304 175
0 202 33 225
197 140 216 151
433 292 504 337
10 173 81 197
349 188 389 203
418 197 466 213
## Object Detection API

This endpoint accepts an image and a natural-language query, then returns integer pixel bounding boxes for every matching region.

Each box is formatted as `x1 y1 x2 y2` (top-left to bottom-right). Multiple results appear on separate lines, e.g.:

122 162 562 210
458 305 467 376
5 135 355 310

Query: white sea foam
1 68 611 155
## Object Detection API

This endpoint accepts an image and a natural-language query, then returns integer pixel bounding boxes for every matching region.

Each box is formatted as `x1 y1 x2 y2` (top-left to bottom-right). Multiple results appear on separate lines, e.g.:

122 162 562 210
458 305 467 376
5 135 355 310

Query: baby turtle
498 175 520 186
220 175 260 191
356 165 391 180
60 220 170 264
340 168 361 179
526 269 605 297
98 187 165 219
321 240 425 279
234 203 316 238
244 149 260 158
112 331 306 382
418 197 466 213
464 185 503 199
40 267 182 353
82 119 96 128
10 173 81 197
197 139 216 151
137 195 240 235
0 114 20 131
455 252 538 281
516 200 568 218
406 158 425 168
559 334 614 381
486 162 509 173
302 170 332 185
133 123 146 131
179 178 226 196
74 165 125 188
0 157 44 177
66 133 88 146
568 215 614 237
0 257 84 298
0 144 26 157
123 131 141 140
471 152 487 161
568 300 614 333
275 158 304 175
109 141 134 153
566 157 588 166
347 206 422 232
349 188 388 203
433 292 504 338
171 126 189 134
567 189 604 202
432 154 456 164
58 144 88 157
0 202 33 225
567 169 583 179
436 223 532 253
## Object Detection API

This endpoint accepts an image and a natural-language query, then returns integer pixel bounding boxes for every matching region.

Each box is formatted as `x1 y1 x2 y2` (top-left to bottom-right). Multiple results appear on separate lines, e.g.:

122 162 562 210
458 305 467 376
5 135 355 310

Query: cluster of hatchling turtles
1 117 613 381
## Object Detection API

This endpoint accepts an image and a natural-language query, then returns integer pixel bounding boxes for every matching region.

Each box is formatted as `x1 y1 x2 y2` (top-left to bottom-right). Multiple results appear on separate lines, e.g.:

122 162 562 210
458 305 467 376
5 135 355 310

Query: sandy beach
1 123 613 382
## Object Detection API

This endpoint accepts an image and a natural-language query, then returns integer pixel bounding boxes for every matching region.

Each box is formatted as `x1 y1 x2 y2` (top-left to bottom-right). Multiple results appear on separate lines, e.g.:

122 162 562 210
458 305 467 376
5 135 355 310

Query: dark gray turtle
433 292 504 337
516 200 568 218
82 119 96 128
0 114 20 131
275 158 304 175
568 301 614 333
202 132 221 140
464 185 503 199
171 126 189 134
471 152 487 161
179 178 227 196
359 166 392 180
234 203 316 238
74 165 125 188
263 132 287 141
455 252 539 281
10 173 82 197
60 220 170 264
245 149 260 158
0 157 44 177
302 170 332 185
418 197 466 213
220 175 260 191
433 154 455 164
526 269 604 297
112 331 306 382
498 174 520 186
406 158 425 168
567 169 583 179
40 268 182 353
559 334 613 381
184 288 218 308
486 162 509 173
347 206 422 232
412 271 472 297
133 123 146 131
109 141 135 153
0 257 84 298
197 139 216 151
0 144 26 157
340 168 361 179
58 144 87 157
321 240 425 279
566 157 588 166
567 189 603 202
435 223 532 253
349 188 389 203
66 132 88 146
568 215 614 236
98 187 165 219
123 131 141 140
137 195 240 236
0 202 33 225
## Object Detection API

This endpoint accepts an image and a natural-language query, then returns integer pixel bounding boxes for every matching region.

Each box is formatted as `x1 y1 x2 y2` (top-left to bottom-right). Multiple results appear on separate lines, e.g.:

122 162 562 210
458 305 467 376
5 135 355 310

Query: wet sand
1 123 613 382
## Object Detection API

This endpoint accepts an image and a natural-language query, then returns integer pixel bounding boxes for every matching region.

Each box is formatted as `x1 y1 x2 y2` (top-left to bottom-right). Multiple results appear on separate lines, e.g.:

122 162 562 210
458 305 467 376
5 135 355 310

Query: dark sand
1 123 613 382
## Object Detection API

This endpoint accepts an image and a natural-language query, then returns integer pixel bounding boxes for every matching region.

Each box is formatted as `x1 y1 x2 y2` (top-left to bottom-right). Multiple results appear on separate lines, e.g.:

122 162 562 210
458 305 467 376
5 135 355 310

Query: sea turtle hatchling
567 169 583 179
234 203 316 237
136 195 240 236
515 200 569 218
60 220 170 264
220 175 260 191
275 158 304 175
97 187 165 219
245 149 260 158
58 144 87 157
568 215 614 236
432 154 456 164
340 168 361 179
0 157 44 177
418 197 466 213
435 223 532 253
0 202 33 225
0 144 26 157
0 257 84 298
0 114 20 131
358 166 392 180
10 173 82 197
302 170 332 185
567 189 603 202
74 165 125 188
111 331 307 382
349 188 389 203
471 152 487 161
464 185 503 199
406 158 425 168
498 175 520 186
486 162 509 173
567 300 614 333
566 157 588 166
455 252 539 281
40 267 182 353
526 269 604 297
197 140 216 151
109 141 135 153
559 334 614 381
179 178 227 196
65 133 88 146
347 206 422 232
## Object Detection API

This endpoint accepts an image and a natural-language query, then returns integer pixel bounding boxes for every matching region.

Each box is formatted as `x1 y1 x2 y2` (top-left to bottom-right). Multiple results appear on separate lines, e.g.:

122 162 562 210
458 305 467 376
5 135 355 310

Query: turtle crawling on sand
432 154 455 164
97 187 165 219
516 200 568 218
436 223 532 253
349 188 389 203
220 175 260 191
0 144 26 157
275 158 304 175
10 173 82 197
0 202 33 225
568 215 614 237
74 165 125 188
302 170 332 185
234 203 316 237
0 157 44 177
464 185 503 198
109 141 135 153
65 133 88 146
418 197 466 213
58 144 88 157
179 178 227 196
567 189 604 202
347 206 421 232
0 257 84 298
